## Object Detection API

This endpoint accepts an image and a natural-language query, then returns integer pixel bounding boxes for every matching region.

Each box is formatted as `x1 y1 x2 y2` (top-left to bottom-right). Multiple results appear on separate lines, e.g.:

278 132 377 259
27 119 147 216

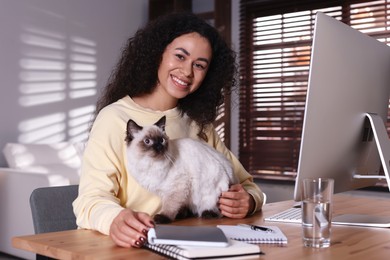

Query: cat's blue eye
144 138 152 145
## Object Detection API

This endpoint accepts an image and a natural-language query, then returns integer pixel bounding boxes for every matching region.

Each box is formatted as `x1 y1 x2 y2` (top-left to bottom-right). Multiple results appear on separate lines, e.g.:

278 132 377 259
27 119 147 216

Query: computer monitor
294 12 390 201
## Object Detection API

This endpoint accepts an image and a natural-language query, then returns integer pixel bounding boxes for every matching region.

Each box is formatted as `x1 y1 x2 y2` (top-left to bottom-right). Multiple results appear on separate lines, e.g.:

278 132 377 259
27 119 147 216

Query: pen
238 224 274 233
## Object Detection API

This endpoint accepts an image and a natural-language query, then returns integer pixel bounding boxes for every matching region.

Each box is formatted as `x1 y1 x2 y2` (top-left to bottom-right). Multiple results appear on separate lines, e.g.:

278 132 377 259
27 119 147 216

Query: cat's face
126 116 169 159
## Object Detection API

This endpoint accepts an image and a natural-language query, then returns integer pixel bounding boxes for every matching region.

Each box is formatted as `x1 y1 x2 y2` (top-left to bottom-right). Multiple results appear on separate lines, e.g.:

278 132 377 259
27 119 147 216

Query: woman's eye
194 63 206 70
175 54 184 60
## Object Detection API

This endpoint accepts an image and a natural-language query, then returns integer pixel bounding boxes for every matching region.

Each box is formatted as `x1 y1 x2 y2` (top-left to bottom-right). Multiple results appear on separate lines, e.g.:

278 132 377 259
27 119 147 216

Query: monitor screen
294 12 390 201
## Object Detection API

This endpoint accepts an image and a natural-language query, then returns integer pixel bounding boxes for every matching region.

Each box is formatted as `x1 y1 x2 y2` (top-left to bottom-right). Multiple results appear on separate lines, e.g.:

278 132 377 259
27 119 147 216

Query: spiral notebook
144 239 262 260
217 225 288 244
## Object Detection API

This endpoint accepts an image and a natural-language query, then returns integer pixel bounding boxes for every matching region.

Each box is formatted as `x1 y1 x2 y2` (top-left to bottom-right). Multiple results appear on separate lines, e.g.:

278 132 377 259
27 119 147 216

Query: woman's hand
109 209 155 248
218 184 255 218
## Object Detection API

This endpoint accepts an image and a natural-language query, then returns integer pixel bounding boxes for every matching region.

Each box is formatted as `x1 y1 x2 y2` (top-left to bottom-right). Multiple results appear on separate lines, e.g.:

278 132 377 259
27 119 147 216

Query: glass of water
302 178 334 248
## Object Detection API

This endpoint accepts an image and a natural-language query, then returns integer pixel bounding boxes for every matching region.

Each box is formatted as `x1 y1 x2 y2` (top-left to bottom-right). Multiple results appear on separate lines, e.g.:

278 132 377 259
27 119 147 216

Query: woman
73 12 265 248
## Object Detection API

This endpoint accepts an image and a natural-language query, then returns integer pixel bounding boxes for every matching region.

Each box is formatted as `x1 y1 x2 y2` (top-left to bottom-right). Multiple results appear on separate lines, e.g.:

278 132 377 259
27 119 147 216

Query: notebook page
217 225 288 244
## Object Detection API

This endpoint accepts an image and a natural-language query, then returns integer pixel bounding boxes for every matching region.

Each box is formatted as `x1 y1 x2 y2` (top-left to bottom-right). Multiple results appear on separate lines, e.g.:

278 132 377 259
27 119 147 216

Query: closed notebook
217 225 288 244
148 225 229 247
144 238 262 260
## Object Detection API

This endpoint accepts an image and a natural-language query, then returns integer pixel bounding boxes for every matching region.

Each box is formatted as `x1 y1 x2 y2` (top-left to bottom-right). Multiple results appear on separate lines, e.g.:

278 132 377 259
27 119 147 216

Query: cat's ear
155 116 166 132
125 119 142 143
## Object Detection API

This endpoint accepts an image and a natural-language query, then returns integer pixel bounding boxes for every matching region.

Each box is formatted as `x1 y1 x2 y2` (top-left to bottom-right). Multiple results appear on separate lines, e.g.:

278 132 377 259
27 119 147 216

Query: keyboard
265 207 390 228
264 207 302 223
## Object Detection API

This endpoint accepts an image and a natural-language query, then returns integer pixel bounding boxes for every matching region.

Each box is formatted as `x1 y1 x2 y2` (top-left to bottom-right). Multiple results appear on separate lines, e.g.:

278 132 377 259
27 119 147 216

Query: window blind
239 0 390 180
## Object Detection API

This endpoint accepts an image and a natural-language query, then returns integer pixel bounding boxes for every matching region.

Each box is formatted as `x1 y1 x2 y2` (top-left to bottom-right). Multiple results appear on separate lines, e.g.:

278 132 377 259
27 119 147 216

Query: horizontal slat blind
239 0 390 180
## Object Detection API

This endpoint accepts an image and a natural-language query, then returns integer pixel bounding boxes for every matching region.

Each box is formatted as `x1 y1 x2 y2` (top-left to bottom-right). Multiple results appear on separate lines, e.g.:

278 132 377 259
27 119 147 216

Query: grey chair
30 185 79 234
30 185 79 260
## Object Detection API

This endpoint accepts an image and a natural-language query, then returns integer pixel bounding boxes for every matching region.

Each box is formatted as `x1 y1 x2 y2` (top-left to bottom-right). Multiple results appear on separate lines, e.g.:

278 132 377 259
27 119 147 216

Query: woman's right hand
109 208 155 248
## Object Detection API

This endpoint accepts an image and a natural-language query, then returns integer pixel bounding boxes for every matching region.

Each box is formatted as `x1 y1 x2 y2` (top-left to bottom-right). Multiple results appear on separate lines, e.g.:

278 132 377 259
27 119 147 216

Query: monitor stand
352 113 390 191
337 113 390 227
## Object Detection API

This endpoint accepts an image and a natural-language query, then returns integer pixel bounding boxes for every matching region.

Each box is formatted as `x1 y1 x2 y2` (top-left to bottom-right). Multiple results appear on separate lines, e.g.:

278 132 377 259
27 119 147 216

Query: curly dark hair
95 12 237 137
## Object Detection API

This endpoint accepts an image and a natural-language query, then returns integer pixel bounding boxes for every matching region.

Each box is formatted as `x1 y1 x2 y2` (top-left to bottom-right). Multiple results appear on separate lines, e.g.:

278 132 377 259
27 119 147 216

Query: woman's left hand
218 184 255 218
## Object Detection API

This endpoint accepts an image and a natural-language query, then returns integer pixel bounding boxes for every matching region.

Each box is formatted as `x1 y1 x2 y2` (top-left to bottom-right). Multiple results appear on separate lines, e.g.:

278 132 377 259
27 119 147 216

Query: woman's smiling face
155 32 212 104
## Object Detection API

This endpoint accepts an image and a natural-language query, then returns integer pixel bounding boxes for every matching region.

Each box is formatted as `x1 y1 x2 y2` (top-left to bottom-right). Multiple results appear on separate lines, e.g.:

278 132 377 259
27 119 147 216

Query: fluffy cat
125 116 238 223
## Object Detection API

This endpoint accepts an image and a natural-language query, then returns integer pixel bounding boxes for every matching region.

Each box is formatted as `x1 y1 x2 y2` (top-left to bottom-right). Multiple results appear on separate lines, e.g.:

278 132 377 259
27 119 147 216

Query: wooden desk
13 194 390 259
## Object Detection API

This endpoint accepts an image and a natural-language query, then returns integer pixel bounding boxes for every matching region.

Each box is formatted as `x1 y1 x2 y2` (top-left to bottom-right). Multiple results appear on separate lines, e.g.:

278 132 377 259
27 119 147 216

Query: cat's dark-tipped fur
201 210 220 219
153 207 196 223
153 214 172 224
125 116 166 143
176 206 196 219
125 120 141 143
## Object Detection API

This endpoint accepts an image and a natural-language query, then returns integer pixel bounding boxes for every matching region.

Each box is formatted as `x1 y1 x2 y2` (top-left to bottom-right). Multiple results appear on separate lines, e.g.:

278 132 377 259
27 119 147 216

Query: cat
125 116 238 224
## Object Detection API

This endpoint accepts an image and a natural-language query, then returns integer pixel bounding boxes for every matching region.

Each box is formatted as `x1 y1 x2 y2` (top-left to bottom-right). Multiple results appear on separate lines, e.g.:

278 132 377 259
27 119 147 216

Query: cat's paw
175 206 195 219
154 214 172 224
200 210 220 219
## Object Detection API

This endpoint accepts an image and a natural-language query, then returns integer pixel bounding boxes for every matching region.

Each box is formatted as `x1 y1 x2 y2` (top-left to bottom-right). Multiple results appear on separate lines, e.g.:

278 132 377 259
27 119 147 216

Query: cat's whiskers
164 152 176 166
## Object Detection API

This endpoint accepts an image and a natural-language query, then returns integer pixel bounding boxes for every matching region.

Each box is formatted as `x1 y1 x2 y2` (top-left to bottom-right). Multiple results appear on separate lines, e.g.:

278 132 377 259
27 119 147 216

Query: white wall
0 0 148 167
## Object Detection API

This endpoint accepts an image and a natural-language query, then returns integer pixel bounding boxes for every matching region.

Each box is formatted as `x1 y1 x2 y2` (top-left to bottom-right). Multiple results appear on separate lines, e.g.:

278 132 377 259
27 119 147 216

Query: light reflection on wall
69 36 97 99
18 24 97 144
18 113 67 143
68 105 95 142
